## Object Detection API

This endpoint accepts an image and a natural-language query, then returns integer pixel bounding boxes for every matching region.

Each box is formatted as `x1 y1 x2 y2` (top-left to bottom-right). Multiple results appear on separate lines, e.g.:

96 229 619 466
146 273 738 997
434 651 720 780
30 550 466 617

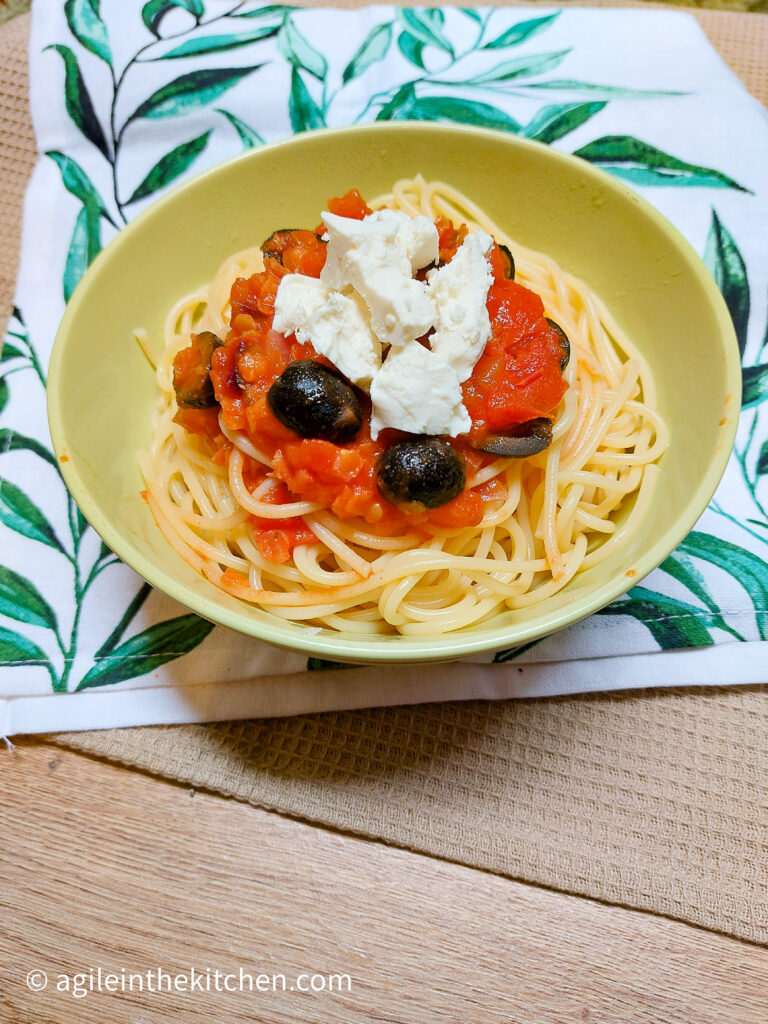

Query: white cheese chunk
396 212 440 271
345 247 435 349
321 210 437 349
321 209 438 280
370 343 471 440
427 230 494 382
273 274 381 388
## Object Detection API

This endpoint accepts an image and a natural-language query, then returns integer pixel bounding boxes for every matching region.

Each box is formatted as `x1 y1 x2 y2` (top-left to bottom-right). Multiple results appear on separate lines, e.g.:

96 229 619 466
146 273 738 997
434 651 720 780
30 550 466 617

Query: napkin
2 1 768 736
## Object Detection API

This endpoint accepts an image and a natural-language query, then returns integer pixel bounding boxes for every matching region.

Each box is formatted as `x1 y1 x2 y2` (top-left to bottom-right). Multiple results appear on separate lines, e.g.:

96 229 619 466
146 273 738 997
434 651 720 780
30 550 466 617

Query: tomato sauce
250 480 317 564
177 190 568 560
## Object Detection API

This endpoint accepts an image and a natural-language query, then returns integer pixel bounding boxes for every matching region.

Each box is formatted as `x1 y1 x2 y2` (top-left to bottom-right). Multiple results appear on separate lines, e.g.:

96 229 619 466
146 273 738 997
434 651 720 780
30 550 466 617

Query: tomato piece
230 269 283 321
273 439 369 507
210 337 246 430
326 189 372 221
464 279 567 440
261 229 327 278
172 406 221 442
245 478 318 564
427 488 484 529
435 216 468 264
252 516 317 564
488 242 510 283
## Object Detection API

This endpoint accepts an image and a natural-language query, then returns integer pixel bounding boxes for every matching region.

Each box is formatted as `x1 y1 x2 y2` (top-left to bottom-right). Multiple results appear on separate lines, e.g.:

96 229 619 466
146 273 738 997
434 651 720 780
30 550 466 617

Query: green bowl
48 123 740 663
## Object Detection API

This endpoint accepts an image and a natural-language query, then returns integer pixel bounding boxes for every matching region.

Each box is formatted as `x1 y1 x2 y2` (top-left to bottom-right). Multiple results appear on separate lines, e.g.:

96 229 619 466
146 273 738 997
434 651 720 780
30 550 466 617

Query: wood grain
2 741 767 1024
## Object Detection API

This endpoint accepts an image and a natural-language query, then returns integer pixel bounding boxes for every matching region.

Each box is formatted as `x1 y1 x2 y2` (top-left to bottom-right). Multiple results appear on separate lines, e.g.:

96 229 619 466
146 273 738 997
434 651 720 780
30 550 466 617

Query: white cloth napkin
2 1 768 736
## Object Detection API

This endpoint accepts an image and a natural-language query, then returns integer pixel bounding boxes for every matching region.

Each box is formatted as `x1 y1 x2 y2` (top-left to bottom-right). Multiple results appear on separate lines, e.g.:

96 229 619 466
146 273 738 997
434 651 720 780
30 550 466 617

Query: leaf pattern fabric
2 1 768 734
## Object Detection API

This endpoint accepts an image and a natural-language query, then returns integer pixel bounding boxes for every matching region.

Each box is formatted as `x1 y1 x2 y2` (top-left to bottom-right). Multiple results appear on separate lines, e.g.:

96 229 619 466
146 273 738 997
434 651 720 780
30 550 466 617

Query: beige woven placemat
4 6 768 947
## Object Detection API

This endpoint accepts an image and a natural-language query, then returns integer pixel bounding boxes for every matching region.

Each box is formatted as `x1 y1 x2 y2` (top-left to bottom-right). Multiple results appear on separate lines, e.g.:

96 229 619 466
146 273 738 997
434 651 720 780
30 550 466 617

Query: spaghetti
138 177 669 636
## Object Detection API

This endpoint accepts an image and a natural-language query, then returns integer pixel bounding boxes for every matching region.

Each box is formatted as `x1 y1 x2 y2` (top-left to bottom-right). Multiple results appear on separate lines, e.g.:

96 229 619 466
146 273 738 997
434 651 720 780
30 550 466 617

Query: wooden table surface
2 738 767 1023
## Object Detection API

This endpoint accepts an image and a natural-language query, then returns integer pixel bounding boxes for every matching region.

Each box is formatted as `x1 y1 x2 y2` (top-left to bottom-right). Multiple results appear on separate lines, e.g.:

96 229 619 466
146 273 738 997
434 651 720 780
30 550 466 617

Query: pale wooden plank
2 742 767 1023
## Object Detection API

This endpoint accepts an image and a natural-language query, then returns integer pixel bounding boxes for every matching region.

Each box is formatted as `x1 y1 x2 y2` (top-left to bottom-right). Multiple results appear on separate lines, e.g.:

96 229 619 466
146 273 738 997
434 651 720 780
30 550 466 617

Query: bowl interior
48 123 739 662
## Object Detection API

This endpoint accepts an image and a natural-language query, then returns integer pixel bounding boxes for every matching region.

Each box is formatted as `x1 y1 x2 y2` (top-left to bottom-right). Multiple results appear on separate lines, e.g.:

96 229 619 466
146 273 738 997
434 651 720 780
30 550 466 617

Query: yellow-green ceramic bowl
48 123 740 663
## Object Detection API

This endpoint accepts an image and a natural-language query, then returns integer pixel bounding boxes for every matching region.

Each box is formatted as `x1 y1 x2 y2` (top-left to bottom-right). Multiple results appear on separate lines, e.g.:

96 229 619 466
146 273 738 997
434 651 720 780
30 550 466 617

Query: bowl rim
47 121 742 662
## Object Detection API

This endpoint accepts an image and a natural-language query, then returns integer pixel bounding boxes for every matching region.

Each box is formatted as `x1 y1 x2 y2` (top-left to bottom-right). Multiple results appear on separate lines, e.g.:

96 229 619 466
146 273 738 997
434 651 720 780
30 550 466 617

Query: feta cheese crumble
427 230 494 383
272 275 380 388
272 209 495 439
321 209 437 349
370 342 472 440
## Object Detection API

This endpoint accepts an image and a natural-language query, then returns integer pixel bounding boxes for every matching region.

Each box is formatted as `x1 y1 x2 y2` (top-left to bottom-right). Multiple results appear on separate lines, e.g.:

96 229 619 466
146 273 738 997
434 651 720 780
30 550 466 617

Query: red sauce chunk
463 258 568 446
251 481 317 564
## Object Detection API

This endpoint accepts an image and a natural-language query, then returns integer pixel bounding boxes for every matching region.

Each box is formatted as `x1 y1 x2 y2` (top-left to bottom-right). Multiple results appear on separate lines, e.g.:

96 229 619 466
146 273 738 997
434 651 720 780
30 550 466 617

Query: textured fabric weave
59 684 768 945
2 6 768 946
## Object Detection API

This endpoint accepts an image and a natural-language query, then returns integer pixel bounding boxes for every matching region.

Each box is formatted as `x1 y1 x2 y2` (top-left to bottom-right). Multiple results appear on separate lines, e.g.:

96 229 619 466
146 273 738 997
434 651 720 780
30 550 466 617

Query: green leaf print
1 343 24 362
375 83 417 120
397 31 426 70
406 96 522 134
216 108 264 149
492 638 543 663
288 68 326 133
278 18 328 82
141 0 203 36
659 550 744 640
71 502 89 543
757 440 768 477
76 613 215 690
0 626 57 685
126 65 265 124
46 151 117 227
64 0 112 66
63 204 101 303
0 480 66 553
598 588 716 649
742 363 768 409
307 657 349 671
573 137 749 191
460 8 482 25
126 130 212 205
704 210 750 358
483 12 561 50
678 532 768 640
0 378 8 415
523 101 606 144
395 9 454 57
343 23 393 85
469 50 571 85
521 80 685 99
422 10 446 26
45 44 110 159
0 429 58 468
0 566 59 631
95 582 153 658
156 24 281 60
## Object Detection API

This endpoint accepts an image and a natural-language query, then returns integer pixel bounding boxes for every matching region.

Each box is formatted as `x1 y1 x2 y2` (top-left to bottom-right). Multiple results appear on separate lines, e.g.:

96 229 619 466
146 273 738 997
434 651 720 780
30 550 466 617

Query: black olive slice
377 436 466 510
477 418 553 459
267 360 362 444
260 229 326 265
498 243 515 280
173 330 223 409
545 318 570 371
